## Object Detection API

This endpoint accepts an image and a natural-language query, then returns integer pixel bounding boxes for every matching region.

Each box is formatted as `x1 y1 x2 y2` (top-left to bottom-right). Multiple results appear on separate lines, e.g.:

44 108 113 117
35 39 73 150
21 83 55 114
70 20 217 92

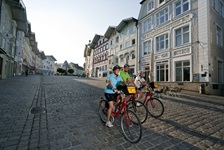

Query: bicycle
124 93 148 124
142 82 164 118
98 91 142 143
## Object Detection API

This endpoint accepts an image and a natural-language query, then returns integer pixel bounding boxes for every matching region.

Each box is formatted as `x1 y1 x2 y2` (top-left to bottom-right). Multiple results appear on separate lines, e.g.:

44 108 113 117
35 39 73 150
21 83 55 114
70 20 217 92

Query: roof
90 34 103 49
70 63 84 70
46 55 57 61
116 17 138 32
104 26 116 38
40 51 46 60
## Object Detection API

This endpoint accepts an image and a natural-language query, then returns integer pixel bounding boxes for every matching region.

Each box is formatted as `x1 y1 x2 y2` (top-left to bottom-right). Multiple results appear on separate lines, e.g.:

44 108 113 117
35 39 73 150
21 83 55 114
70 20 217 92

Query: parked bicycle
98 90 142 143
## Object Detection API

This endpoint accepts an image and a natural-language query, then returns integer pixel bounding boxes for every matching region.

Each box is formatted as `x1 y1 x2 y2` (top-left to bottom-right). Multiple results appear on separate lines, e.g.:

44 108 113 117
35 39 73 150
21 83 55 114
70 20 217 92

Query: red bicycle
143 83 164 118
98 91 142 143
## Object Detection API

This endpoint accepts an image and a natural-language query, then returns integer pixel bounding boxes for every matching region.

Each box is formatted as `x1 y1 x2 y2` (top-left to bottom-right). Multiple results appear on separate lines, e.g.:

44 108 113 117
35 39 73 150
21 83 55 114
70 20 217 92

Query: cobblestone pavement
0 75 224 150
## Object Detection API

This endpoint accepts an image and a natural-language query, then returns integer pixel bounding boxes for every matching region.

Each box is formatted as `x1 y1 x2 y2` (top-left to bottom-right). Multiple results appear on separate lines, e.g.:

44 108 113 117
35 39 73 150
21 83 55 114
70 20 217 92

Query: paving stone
1 76 224 150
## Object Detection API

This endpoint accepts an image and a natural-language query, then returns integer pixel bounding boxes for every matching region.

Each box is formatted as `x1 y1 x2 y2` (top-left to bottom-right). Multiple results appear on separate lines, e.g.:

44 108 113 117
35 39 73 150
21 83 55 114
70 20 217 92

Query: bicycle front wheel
120 110 142 143
146 98 164 118
127 100 148 124
98 100 108 123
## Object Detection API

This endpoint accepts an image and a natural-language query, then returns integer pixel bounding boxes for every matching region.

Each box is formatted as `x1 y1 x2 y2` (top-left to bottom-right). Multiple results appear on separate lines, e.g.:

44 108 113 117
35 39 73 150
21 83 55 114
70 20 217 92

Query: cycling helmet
124 64 130 67
112 65 121 71
138 70 144 74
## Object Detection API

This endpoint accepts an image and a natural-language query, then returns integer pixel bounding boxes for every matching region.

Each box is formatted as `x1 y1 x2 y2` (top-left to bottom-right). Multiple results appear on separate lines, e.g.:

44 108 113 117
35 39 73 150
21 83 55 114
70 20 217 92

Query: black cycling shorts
104 93 118 102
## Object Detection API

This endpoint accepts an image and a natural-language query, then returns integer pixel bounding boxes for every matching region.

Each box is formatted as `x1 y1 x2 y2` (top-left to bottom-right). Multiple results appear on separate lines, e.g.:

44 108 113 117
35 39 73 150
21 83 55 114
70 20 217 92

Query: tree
57 68 66 74
68 69 74 74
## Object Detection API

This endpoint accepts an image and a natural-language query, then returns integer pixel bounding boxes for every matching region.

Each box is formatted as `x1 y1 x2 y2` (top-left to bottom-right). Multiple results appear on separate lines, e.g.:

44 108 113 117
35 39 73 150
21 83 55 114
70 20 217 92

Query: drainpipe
135 20 139 74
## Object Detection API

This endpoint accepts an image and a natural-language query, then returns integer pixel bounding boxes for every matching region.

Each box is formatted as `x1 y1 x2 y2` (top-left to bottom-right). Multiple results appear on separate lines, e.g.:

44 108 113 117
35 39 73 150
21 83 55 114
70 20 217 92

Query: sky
23 0 141 67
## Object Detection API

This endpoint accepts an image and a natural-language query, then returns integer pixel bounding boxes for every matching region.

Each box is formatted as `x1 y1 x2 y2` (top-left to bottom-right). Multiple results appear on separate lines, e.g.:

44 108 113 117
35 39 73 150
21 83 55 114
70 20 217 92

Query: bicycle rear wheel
120 110 142 143
127 100 148 124
146 98 164 118
98 100 108 123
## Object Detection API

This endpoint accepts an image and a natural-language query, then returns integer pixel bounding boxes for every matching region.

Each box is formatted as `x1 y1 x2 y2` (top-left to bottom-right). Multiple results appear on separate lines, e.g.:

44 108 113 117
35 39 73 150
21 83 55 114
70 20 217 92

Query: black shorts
104 93 119 102
137 87 142 91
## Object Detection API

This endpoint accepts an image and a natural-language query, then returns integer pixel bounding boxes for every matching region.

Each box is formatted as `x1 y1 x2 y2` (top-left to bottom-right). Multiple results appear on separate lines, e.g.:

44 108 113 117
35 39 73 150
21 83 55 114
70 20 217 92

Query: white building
138 0 224 95
90 34 109 77
42 55 57 75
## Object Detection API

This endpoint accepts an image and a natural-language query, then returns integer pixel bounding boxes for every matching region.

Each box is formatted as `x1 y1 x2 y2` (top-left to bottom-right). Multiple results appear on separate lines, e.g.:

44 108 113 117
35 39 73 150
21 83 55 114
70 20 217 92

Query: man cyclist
118 64 135 91
104 65 125 128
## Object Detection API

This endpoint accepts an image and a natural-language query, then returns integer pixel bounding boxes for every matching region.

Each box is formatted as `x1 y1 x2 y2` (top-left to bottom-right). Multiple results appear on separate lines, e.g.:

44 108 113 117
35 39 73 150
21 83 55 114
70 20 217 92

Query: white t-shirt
134 76 145 89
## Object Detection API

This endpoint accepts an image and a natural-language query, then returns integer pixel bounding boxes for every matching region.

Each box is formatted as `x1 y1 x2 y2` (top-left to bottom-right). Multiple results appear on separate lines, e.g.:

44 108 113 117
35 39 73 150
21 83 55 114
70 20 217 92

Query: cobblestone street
0 75 224 150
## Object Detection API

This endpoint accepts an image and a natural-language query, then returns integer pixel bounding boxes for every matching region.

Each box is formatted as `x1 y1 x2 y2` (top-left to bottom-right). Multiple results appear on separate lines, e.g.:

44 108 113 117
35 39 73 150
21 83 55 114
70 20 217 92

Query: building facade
42 55 56 75
91 34 109 77
116 17 138 75
83 41 93 77
138 0 224 95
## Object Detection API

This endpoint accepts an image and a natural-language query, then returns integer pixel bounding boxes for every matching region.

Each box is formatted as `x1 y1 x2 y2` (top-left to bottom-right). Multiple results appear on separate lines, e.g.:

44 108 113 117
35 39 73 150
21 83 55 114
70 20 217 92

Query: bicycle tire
120 110 142 143
98 100 108 123
127 100 148 124
146 98 164 118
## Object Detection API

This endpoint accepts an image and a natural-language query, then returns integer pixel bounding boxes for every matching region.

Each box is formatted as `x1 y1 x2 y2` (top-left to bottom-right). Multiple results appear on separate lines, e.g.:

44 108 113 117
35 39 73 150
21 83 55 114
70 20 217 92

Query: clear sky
23 0 141 67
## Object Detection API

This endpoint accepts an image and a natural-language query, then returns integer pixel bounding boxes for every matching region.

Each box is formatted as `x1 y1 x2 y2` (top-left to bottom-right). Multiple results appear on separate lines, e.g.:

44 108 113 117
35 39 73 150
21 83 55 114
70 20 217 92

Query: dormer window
147 0 154 13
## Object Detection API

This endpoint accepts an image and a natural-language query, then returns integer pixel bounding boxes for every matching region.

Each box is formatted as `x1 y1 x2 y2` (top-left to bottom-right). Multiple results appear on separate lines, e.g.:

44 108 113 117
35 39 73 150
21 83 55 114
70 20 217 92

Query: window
156 7 169 26
111 40 113 45
116 37 119 43
143 40 151 55
120 57 124 63
147 0 154 12
109 59 111 64
174 0 189 17
175 26 190 47
132 53 135 59
105 65 107 70
220 1 224 18
132 39 135 45
156 33 168 52
103 46 105 51
216 25 223 47
175 60 190 81
125 41 130 48
143 17 152 33
218 61 223 82
156 63 169 81
120 44 123 50
116 57 118 63
106 44 109 49
99 67 101 71
102 66 104 71
213 0 219 12
126 55 129 63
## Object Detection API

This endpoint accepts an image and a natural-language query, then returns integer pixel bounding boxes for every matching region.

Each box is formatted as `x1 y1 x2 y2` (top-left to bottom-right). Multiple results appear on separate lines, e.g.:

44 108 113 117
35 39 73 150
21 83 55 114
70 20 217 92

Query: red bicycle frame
111 93 133 126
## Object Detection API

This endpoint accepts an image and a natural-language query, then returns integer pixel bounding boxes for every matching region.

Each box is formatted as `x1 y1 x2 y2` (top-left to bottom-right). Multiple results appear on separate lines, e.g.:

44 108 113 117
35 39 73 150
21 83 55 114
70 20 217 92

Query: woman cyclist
104 65 125 128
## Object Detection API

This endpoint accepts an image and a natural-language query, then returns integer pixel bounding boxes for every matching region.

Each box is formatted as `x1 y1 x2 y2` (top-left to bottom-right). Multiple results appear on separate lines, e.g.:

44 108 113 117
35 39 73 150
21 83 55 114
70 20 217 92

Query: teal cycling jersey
104 73 123 94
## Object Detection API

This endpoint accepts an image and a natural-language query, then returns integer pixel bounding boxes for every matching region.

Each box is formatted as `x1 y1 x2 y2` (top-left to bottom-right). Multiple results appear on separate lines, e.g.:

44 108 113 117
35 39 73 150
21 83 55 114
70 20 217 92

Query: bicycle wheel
146 98 164 118
98 100 108 123
127 100 148 124
120 110 142 143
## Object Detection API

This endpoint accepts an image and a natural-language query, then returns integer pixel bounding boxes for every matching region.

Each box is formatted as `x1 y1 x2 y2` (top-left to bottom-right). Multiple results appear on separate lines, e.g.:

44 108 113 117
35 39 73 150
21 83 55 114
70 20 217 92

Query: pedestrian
25 70 28 76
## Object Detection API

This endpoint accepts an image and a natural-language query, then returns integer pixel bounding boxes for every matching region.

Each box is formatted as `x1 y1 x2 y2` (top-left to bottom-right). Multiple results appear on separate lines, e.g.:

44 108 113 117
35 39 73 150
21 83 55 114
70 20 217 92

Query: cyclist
104 65 125 128
120 64 131 84
134 70 147 101
118 64 135 91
